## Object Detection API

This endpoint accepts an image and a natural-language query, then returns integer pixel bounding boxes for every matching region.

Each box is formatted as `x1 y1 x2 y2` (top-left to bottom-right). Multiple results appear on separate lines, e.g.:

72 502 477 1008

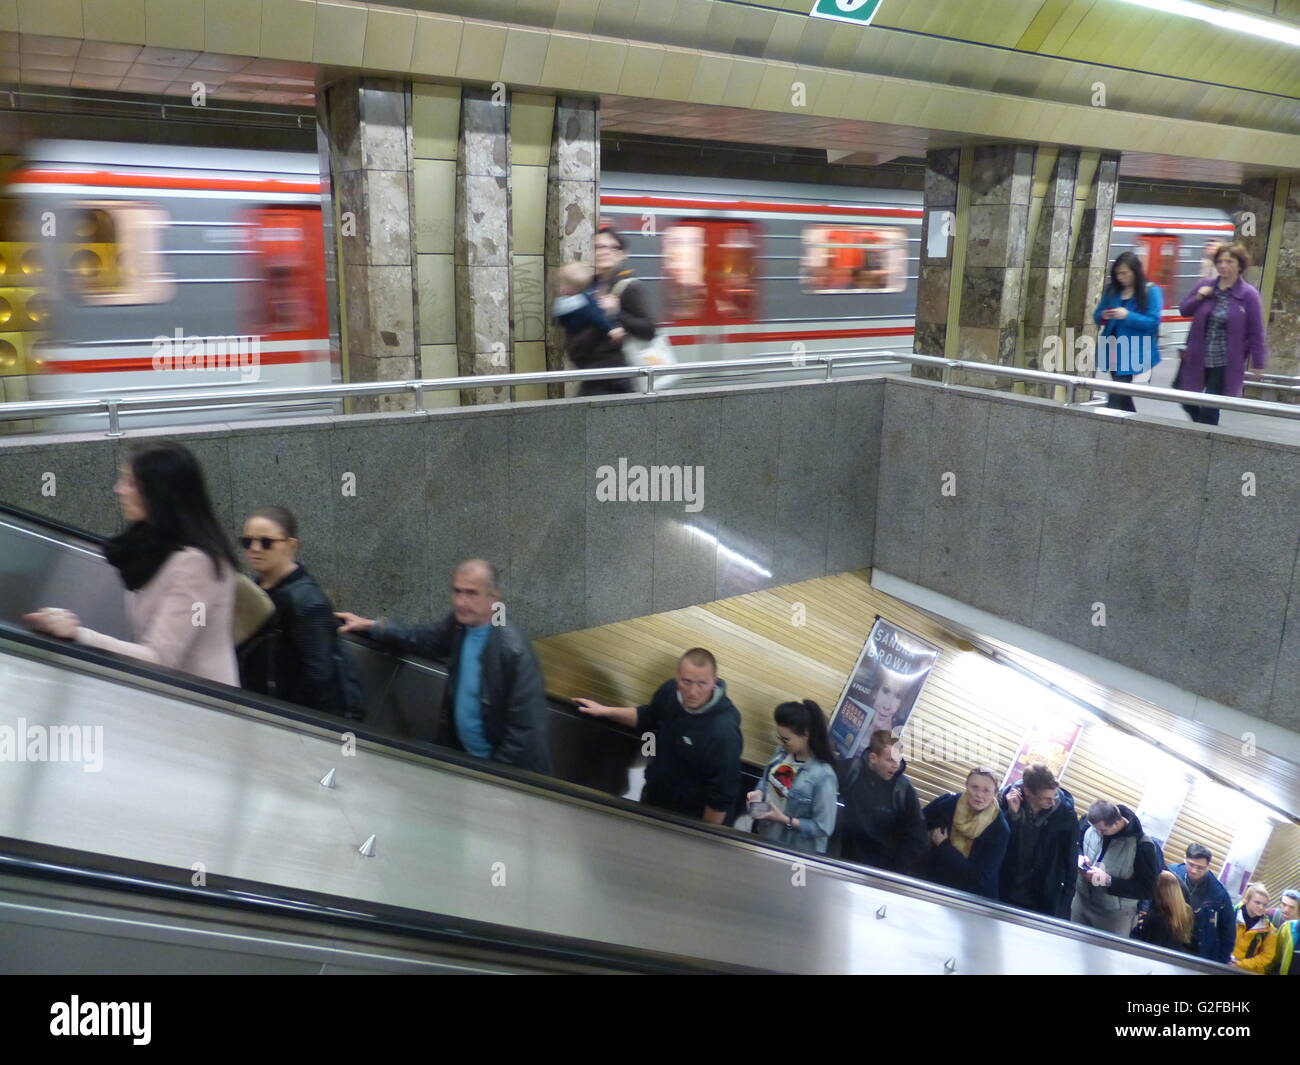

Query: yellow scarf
949 794 999 858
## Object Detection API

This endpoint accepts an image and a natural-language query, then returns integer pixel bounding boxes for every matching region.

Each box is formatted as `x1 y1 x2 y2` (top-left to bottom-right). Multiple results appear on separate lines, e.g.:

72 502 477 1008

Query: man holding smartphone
1071 799 1161 936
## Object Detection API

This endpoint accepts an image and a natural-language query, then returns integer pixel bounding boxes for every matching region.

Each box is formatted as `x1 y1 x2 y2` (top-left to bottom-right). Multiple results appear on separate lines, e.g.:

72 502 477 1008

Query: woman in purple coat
1176 242 1268 425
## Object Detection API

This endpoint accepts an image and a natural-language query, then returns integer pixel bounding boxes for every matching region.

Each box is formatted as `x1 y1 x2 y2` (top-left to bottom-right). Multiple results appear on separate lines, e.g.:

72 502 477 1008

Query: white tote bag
612 278 680 391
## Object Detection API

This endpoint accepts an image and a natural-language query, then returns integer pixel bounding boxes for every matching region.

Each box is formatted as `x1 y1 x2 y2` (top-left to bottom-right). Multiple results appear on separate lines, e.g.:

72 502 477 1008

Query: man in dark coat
575 647 743 823
831 729 927 875
336 559 551 774
1169 844 1236 963
997 764 1078 919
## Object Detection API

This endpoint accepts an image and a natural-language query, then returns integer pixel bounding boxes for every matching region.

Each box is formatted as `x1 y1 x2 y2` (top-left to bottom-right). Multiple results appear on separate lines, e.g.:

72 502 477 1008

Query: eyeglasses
240 536 289 550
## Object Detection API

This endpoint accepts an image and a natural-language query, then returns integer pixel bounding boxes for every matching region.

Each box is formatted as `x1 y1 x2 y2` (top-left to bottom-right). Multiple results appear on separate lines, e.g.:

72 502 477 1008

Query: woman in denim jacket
748 700 839 854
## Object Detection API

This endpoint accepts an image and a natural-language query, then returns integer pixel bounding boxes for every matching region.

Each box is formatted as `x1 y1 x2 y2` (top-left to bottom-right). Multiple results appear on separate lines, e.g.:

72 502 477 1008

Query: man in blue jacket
1169 843 1235 964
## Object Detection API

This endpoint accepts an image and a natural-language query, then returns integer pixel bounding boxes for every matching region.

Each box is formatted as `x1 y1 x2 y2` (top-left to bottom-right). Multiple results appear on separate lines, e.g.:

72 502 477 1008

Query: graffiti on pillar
513 258 545 343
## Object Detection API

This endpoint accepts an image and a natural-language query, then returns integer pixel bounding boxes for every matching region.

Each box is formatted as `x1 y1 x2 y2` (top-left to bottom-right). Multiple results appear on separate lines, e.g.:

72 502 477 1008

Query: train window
662 219 761 324
662 224 707 321
62 202 173 306
801 226 906 294
1135 234 1181 291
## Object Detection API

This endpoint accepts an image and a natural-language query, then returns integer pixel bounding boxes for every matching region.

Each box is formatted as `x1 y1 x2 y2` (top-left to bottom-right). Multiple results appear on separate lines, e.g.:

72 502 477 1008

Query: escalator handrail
0 842 756 975
0 623 1232 973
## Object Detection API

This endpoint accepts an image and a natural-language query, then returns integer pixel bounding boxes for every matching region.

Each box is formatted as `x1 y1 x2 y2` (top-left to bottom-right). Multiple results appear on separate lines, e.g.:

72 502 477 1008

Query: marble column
1064 152 1121 351
544 96 600 399
1021 149 1079 398
1264 179 1300 389
956 144 1035 387
1237 176 1299 398
511 93 557 404
912 147 959 382
455 88 514 406
318 76 418 413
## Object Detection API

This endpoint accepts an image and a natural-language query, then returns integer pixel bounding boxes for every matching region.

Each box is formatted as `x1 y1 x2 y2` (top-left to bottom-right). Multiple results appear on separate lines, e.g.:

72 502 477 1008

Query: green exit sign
809 0 884 26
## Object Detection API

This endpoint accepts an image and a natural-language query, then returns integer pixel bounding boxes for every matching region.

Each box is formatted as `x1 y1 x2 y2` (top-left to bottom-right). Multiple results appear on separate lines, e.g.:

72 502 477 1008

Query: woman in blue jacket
748 700 839 855
1093 251 1163 412
922 768 1011 899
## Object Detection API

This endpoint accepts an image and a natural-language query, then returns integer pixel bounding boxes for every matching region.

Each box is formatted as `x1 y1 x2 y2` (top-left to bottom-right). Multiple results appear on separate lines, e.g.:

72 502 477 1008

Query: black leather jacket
238 565 360 719
369 612 552 774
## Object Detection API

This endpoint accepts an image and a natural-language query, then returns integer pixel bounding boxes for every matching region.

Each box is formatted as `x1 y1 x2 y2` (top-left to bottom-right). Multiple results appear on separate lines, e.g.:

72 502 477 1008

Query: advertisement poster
1135 769 1193 850
1219 818 1276 902
1001 717 1086 790
828 618 941 760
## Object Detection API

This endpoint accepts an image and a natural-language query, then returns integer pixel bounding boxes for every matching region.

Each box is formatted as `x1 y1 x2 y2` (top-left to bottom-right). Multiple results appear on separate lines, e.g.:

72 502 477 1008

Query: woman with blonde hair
1231 882 1279 973
1133 870 1195 954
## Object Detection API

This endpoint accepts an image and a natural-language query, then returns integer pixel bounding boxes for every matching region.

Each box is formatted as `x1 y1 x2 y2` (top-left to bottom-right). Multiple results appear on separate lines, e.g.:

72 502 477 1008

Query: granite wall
0 377 882 641
874 377 1300 729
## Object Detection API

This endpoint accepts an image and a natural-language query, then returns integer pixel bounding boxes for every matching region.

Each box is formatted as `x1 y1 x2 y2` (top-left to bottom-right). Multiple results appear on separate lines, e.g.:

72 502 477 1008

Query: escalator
0 502 1228 975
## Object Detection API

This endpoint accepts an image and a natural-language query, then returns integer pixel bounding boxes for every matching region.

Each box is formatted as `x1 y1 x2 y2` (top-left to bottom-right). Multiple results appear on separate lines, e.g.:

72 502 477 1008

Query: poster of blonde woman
828 618 941 760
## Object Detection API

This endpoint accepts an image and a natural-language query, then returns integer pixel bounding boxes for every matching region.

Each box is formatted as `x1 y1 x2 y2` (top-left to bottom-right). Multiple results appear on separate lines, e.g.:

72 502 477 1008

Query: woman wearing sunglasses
237 506 362 720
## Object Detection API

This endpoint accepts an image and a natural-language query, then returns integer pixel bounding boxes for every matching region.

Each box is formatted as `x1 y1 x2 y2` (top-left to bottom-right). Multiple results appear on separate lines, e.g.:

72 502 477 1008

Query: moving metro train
0 140 1235 427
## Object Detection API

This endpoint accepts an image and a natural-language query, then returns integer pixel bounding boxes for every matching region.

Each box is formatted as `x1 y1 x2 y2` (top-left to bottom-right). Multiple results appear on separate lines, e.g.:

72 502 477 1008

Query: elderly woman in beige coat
26 441 241 686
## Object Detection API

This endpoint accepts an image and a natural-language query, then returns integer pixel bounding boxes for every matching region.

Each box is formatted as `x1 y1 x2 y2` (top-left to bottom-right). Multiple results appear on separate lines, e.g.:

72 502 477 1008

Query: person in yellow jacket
1230 883 1278 973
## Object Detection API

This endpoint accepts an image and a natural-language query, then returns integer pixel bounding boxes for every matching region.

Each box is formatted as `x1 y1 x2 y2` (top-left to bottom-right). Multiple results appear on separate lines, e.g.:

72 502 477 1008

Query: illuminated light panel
1117 0 1300 47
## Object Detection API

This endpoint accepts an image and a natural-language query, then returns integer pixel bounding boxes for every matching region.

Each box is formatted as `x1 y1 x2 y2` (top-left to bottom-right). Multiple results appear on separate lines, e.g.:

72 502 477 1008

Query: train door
239 205 330 383
1135 234 1180 291
662 219 760 361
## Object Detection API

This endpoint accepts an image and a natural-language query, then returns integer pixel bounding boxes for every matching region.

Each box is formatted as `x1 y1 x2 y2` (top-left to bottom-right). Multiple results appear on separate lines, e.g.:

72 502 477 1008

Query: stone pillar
412 82 461 408
1021 149 1079 397
956 144 1035 384
511 94 557 404
1237 176 1299 395
455 88 513 406
318 76 418 413
912 147 959 381
1064 151 1121 346
545 96 600 399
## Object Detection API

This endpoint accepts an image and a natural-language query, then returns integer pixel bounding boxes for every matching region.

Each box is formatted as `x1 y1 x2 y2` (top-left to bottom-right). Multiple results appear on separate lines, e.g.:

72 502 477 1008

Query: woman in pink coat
1176 242 1268 426
26 441 240 685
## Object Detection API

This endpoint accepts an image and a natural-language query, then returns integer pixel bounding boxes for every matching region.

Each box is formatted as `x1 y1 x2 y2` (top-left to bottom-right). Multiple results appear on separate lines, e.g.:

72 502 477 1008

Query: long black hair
1107 250 1149 297
774 699 834 765
128 441 238 577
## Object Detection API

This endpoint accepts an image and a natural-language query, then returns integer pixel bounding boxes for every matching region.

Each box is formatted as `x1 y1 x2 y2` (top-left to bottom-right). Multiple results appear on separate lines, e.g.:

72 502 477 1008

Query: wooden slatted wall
534 569 1293 868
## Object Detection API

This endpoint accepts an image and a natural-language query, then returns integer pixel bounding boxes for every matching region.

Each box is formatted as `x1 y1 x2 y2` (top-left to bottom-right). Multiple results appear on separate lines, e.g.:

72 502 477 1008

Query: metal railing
2 348 1298 437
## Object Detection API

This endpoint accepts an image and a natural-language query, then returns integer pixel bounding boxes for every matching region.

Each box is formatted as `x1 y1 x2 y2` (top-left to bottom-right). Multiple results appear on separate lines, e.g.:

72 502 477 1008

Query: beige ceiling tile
411 13 464 78
73 57 132 76
454 20 507 83
19 32 80 55
205 0 261 58
259 0 314 63
500 25 549 86
136 46 199 65
539 32 589 90
23 69 69 85
652 47 700 102
79 40 143 62
144 0 204 51
836 74 880 122
616 42 663 96
362 8 416 73
686 53 730 107
189 53 251 73
117 77 168 93
718 56 762 108
70 73 124 89
791 66 830 115
0 5 14 34
129 61 185 79
16 0 82 39
21 51 75 71
0 30 17 52
312 2 365 67
579 37 627 94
